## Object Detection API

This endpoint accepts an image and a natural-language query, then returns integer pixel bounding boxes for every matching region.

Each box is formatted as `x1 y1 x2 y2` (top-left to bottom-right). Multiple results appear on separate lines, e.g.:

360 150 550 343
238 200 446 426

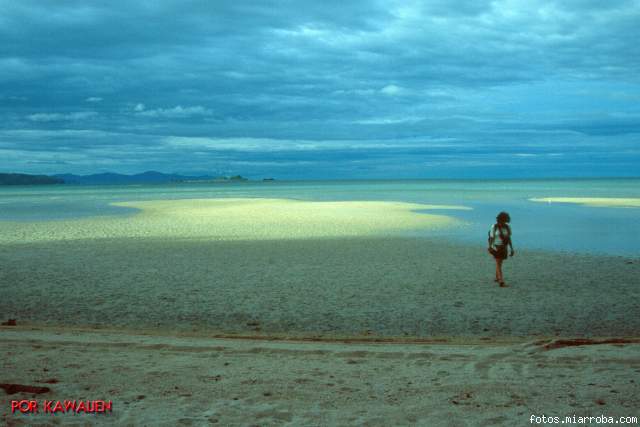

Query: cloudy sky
1 0 639 179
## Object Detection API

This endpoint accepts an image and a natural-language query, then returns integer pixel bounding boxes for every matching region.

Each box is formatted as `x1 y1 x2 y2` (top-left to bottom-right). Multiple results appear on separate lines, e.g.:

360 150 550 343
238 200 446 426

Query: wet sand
1 237 638 338
0 198 469 244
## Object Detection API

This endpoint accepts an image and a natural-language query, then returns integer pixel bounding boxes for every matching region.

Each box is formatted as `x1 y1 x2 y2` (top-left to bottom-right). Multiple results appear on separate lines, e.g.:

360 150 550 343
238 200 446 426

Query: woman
488 211 515 287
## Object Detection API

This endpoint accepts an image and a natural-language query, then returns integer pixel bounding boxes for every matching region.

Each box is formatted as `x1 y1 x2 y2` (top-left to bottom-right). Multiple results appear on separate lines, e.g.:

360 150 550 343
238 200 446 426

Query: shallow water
0 178 638 255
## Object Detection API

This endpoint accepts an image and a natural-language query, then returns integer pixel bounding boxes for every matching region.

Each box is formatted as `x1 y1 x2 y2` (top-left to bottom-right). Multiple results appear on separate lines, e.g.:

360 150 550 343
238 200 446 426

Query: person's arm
508 231 515 256
488 226 495 251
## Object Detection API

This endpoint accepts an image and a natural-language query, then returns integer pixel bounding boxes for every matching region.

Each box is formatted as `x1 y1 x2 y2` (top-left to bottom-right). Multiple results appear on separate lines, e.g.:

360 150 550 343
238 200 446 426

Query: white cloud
331 88 376 96
0 95 28 101
353 116 423 125
163 136 459 152
164 136 318 152
26 112 98 122
0 129 111 139
85 97 103 102
380 84 405 96
135 105 212 118
270 24 365 48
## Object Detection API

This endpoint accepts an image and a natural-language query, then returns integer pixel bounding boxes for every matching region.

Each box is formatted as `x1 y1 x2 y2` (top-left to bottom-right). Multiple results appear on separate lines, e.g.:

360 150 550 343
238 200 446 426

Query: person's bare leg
496 259 505 286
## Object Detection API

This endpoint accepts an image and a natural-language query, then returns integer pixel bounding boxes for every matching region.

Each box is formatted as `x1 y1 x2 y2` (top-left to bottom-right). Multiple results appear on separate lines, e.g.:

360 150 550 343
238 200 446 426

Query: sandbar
0 198 469 244
530 197 640 208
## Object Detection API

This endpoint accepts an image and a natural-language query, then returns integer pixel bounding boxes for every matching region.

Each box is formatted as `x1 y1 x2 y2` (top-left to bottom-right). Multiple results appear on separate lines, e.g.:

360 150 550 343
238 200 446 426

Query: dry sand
1 327 639 426
530 197 640 208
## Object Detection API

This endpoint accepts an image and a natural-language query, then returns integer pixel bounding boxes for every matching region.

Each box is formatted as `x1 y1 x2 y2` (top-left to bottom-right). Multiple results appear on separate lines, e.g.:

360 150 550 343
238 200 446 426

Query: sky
1 0 639 179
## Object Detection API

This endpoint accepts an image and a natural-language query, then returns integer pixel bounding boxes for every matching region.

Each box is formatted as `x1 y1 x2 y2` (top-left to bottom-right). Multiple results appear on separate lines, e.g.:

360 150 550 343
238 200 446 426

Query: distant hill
54 171 217 185
0 173 64 185
0 171 251 185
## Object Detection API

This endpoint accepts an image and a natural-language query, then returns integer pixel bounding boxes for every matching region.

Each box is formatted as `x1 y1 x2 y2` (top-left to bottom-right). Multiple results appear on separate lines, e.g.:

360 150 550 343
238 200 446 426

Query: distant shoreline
0 172 252 186
1 172 639 186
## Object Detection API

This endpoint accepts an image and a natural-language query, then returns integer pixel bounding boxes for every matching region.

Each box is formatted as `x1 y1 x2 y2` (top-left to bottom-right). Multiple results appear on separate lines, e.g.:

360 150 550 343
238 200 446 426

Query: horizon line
1 170 639 183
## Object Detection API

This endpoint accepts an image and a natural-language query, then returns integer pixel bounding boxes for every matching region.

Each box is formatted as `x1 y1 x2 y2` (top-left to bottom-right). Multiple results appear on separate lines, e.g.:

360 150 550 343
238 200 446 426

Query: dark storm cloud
0 0 638 177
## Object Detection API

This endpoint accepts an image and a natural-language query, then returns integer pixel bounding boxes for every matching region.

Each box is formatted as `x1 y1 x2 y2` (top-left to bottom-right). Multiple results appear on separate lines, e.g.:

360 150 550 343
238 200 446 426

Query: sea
0 178 638 256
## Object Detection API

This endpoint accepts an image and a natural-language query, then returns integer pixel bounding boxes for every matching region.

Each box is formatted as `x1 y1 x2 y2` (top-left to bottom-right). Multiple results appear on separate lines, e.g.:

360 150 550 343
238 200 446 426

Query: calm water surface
0 179 638 255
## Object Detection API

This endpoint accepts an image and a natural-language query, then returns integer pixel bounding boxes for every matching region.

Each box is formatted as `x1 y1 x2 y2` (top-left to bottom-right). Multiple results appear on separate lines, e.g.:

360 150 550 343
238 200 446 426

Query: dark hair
496 211 511 223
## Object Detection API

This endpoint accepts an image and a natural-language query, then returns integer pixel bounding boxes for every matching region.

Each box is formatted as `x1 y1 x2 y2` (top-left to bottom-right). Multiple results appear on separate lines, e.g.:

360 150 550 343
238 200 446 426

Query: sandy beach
4 0 640 420
2 327 639 426
1 197 639 425
1 236 638 338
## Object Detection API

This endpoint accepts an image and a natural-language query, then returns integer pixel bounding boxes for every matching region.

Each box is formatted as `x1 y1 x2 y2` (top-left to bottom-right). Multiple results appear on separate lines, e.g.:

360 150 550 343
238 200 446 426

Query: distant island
54 171 217 185
0 173 64 185
0 171 256 186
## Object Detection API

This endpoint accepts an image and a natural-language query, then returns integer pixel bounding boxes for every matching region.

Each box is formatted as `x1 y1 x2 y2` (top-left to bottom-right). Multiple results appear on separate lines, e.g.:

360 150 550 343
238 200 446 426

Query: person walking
488 211 515 287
